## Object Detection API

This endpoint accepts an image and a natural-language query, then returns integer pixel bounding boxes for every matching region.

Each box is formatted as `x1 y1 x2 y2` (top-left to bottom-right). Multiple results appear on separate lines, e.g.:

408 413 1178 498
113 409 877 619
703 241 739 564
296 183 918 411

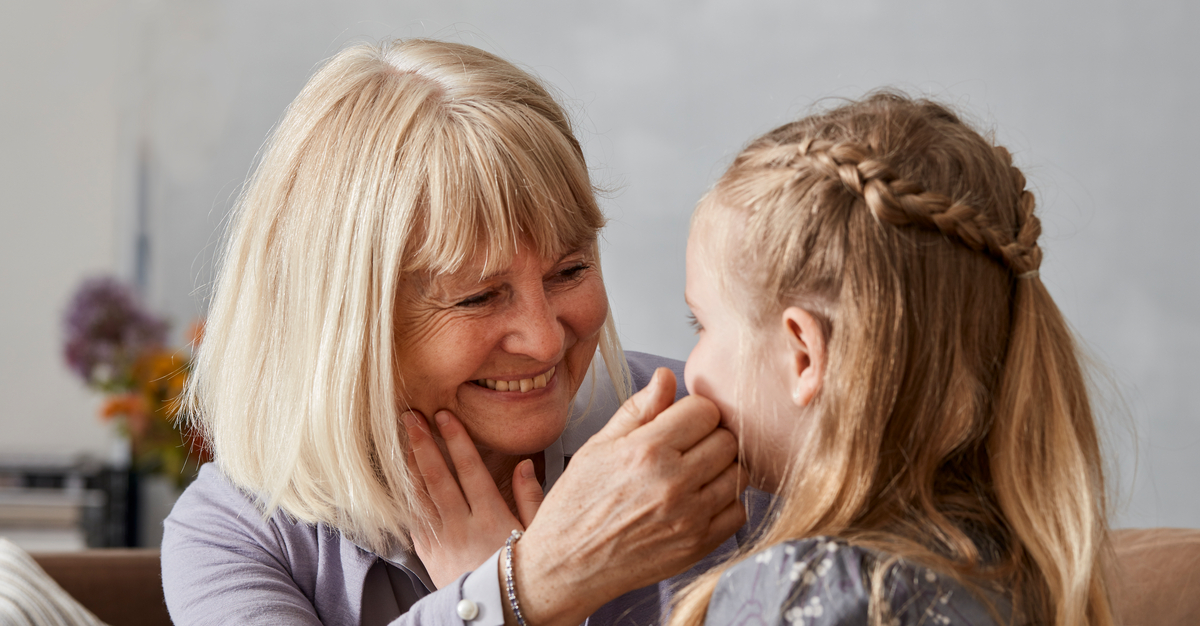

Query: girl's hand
405 409 544 589
507 368 746 626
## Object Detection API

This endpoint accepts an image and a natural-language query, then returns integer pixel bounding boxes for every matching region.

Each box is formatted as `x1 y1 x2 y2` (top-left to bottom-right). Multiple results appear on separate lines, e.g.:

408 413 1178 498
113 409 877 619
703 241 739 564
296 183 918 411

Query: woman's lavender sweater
162 352 770 626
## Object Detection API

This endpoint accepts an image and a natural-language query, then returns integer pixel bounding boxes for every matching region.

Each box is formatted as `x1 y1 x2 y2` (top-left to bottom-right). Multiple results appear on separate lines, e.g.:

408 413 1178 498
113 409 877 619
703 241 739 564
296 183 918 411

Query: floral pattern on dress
705 537 1009 626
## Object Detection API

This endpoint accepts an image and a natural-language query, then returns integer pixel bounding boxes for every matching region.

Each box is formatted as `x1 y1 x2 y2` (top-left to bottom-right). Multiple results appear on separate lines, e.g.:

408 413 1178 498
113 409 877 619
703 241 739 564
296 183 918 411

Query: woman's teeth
477 366 555 393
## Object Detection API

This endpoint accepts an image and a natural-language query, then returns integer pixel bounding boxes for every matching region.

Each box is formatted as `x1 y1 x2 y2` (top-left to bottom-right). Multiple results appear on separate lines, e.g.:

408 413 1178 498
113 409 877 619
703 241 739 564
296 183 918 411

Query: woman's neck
476 449 547 516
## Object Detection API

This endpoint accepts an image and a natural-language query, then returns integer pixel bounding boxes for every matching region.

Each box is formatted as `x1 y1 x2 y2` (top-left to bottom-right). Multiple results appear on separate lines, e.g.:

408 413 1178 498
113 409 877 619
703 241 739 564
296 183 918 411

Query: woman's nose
501 291 565 362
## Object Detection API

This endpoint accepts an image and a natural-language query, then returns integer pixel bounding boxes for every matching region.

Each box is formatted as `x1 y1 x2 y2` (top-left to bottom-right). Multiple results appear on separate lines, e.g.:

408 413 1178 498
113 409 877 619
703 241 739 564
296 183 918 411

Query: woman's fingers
679 420 739 477
696 461 746 518
432 410 507 511
639 394 724 454
439 409 543 526
406 410 470 521
407 409 528 589
706 491 750 546
512 459 544 528
591 368 677 443
506 387 747 624
402 411 431 499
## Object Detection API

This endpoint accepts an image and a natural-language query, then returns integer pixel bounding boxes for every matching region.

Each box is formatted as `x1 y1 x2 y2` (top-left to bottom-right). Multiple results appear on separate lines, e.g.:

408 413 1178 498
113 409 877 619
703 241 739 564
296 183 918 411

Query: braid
993 146 1044 275
675 92 1112 626
745 138 1043 276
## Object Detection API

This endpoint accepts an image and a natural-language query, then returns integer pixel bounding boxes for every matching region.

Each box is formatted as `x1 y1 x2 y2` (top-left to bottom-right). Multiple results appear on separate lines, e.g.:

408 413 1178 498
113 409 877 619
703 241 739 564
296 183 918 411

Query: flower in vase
62 276 210 486
63 277 168 391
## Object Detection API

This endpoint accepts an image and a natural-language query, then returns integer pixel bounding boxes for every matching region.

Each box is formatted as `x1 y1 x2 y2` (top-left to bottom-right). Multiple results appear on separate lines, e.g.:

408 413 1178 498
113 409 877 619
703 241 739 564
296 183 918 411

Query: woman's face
394 242 608 456
683 221 806 493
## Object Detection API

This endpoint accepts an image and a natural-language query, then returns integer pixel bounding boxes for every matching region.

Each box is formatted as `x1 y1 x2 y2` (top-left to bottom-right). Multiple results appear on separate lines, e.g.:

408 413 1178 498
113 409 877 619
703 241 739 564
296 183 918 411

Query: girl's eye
687 312 703 332
455 291 495 307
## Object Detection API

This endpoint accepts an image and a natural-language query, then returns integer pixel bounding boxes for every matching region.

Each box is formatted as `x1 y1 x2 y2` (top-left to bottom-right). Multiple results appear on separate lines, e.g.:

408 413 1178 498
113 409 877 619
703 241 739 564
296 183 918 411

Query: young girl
672 92 1114 626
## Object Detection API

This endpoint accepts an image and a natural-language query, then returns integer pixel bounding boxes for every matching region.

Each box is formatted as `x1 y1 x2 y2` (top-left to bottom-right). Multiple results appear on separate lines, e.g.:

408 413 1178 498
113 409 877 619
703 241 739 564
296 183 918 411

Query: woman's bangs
405 108 603 276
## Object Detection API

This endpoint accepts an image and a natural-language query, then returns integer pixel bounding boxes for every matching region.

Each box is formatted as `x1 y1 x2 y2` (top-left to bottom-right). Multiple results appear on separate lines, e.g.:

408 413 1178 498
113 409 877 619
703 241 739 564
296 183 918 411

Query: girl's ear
780 307 826 407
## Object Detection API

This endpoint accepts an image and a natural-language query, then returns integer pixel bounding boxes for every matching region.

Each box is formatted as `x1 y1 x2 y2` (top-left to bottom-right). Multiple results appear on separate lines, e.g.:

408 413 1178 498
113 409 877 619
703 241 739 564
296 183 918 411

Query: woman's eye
455 291 495 307
687 312 703 333
553 263 591 281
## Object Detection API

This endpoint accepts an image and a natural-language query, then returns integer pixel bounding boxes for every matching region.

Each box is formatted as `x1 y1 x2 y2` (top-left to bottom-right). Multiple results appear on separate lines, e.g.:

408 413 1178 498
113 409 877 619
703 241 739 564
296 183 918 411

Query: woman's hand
405 409 545 589
508 367 746 626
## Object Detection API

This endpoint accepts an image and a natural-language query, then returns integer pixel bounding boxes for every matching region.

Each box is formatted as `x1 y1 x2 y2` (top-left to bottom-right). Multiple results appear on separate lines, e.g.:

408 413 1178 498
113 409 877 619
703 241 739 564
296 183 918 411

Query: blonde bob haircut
184 39 630 554
671 92 1113 626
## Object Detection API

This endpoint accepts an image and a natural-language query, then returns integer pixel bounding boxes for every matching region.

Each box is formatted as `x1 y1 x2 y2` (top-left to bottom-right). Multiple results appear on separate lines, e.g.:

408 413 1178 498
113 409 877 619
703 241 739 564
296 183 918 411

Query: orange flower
183 426 213 466
99 393 147 422
186 318 205 351
89 316 207 486
129 349 190 418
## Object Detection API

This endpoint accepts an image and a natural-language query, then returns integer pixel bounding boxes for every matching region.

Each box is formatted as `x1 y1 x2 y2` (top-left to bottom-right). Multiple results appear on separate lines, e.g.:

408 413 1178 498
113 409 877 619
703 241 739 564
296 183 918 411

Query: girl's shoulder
706 537 1008 626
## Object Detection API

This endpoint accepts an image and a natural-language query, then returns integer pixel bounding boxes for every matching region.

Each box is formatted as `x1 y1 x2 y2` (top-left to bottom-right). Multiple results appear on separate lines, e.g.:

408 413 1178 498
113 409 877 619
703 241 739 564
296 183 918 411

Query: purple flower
63 277 168 389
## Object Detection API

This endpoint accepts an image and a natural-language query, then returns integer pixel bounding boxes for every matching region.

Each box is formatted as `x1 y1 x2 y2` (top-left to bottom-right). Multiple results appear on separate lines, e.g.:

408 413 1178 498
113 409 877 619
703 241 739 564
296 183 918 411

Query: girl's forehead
690 206 744 261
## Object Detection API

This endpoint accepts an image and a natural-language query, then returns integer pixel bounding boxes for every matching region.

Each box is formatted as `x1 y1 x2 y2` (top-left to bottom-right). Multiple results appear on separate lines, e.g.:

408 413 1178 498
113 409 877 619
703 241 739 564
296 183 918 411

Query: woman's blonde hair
672 92 1112 626
184 39 630 554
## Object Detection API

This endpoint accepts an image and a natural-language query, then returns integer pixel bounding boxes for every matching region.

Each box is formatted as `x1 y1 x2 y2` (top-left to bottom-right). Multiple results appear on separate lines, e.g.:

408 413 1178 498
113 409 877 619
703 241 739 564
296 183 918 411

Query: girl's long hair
672 92 1112 626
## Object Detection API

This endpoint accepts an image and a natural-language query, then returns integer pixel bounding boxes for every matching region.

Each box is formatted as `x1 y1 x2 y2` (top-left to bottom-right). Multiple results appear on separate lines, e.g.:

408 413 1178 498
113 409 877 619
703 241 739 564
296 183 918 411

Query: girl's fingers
406 410 470 521
433 410 507 512
512 459 544 528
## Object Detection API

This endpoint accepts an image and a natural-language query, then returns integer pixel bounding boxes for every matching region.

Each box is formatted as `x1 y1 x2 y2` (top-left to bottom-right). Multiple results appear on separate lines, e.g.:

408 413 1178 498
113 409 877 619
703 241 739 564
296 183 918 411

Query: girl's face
683 221 813 494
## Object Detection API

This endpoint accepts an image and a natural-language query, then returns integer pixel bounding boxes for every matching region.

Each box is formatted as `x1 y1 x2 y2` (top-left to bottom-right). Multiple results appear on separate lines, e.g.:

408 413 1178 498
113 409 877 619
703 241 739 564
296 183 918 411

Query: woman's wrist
503 531 528 626
497 526 606 626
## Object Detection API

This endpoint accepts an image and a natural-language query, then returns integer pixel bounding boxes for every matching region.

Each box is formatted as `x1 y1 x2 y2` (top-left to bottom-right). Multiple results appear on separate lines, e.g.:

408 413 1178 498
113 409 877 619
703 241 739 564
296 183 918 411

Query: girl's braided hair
745 137 1044 276
672 91 1112 626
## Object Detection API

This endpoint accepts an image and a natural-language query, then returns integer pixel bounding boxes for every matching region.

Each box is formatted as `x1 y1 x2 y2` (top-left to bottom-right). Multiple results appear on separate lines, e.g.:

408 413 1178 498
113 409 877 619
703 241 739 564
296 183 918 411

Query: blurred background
1 0 1196 548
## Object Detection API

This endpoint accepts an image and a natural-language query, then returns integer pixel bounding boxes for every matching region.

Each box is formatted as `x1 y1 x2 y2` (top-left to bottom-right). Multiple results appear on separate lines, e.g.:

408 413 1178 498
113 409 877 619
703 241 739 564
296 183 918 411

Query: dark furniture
31 549 170 626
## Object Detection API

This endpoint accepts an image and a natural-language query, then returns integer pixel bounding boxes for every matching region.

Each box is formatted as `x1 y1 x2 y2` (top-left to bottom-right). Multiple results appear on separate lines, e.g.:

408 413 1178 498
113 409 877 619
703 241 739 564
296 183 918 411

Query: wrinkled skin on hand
406 368 745 625
509 367 745 626
406 409 545 589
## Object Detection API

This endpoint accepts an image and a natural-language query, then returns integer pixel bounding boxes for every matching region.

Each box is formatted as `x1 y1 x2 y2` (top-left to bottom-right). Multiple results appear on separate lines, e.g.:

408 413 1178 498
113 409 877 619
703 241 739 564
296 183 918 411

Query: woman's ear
780 307 825 407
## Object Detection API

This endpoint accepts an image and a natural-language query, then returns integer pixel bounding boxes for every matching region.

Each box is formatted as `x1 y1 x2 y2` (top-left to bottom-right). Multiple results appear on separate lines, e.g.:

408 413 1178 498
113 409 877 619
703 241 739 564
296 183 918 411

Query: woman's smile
393 242 608 455
472 364 557 393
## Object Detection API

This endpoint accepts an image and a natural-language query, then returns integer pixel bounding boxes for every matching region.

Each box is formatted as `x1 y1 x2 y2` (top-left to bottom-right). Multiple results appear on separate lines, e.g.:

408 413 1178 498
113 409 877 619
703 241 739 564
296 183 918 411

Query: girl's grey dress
706 538 1008 626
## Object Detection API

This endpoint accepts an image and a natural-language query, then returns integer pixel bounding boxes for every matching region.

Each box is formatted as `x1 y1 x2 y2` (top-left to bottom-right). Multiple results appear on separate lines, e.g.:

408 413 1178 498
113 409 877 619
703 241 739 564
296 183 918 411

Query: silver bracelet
504 529 528 626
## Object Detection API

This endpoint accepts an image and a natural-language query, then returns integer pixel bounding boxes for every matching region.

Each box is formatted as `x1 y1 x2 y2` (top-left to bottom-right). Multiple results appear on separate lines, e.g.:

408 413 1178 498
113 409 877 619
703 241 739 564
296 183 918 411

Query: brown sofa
23 528 1200 626
31 549 170 626
1106 528 1200 625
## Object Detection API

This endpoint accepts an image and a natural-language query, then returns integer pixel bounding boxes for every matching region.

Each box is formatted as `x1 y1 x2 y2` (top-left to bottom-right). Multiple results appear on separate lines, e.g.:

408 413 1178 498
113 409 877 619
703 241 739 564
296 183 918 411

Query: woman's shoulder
169 463 263 521
163 464 341 580
167 463 288 540
162 464 384 614
708 537 1007 626
162 464 389 623
624 351 687 398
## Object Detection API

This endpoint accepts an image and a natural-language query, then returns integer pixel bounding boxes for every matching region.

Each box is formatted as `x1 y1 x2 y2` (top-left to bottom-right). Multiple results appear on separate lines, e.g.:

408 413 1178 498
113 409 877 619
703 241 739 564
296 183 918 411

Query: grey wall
3 0 1197 528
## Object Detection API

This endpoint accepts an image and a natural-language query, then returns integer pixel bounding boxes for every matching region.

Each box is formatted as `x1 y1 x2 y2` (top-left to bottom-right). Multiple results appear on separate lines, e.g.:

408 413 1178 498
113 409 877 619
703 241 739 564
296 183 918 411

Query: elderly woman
162 39 758 626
